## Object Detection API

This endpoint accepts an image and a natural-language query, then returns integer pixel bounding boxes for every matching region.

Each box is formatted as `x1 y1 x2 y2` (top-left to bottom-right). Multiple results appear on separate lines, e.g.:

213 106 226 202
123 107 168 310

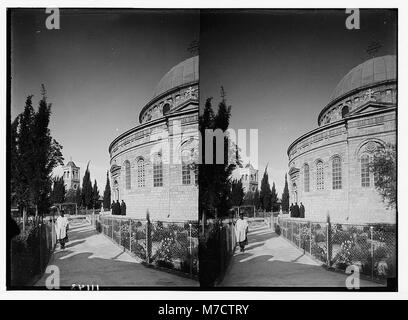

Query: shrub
314 232 326 243
311 242 326 263
131 241 146 260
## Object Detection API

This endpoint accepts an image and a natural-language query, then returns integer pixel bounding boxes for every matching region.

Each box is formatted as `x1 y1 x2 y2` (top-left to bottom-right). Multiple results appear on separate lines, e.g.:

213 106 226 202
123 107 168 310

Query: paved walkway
35 220 198 288
220 223 383 287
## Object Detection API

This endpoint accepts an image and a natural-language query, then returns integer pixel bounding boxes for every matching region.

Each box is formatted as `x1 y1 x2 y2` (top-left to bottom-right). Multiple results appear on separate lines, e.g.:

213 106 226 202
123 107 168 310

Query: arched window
342 105 349 118
163 103 171 115
153 153 163 187
361 155 370 187
304 164 310 192
124 161 131 190
137 159 145 187
181 149 191 185
332 156 342 190
316 161 324 190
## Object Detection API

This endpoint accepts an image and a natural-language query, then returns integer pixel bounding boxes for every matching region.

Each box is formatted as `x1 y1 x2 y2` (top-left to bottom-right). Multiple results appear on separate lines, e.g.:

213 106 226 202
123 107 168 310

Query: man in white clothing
235 213 249 252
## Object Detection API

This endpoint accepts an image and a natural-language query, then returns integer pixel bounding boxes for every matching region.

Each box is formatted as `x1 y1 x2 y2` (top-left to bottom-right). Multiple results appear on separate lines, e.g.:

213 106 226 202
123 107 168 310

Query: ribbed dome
152 56 199 99
329 55 396 103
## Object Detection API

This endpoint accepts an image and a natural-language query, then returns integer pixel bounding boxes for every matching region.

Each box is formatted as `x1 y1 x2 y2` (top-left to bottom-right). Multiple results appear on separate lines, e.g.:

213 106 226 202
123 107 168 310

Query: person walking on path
55 210 69 250
290 203 294 217
235 213 249 253
120 200 127 216
299 202 305 218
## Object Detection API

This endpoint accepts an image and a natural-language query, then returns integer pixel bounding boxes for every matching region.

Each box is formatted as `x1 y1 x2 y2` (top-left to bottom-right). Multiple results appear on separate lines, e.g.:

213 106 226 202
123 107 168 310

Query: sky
10 9 199 190
200 9 397 194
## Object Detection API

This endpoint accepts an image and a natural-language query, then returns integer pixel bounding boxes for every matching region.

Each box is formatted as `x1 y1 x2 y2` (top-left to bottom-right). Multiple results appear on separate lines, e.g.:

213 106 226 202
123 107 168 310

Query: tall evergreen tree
81 162 93 209
12 96 35 213
259 166 272 211
10 89 64 216
281 173 290 213
230 179 244 207
65 188 76 204
243 191 254 206
199 88 239 219
50 176 65 204
92 179 100 209
271 182 279 212
75 186 82 208
31 86 64 214
253 189 260 210
103 171 111 210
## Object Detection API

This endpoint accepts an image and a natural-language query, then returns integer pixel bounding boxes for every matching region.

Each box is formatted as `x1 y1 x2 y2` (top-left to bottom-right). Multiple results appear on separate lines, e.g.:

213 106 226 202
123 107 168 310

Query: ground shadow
35 251 197 287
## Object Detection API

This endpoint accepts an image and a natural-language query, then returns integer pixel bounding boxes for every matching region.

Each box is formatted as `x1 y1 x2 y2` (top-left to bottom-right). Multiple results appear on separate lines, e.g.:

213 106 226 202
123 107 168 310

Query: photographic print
198 9 397 289
6 7 398 293
8 8 199 289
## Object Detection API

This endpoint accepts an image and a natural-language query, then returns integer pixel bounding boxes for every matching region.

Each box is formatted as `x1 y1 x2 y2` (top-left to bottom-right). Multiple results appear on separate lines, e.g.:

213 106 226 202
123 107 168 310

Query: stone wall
110 111 198 222
288 109 396 224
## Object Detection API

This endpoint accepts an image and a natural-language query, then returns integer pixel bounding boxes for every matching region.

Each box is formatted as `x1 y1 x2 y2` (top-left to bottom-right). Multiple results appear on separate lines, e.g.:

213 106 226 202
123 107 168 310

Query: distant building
63 160 80 190
233 163 259 193
108 56 198 221
287 55 396 224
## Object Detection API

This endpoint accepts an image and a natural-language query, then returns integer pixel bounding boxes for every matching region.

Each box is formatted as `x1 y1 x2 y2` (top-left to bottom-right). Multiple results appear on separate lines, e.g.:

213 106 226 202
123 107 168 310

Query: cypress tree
81 162 93 209
271 182 278 212
254 189 260 210
260 166 272 211
231 179 244 207
92 179 100 209
199 88 239 219
75 186 82 208
103 171 111 210
11 88 64 216
50 176 65 204
281 173 290 213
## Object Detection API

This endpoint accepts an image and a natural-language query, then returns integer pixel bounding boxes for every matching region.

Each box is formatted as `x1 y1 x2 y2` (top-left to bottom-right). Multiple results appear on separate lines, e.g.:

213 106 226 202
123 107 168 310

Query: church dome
329 55 396 104
152 55 199 99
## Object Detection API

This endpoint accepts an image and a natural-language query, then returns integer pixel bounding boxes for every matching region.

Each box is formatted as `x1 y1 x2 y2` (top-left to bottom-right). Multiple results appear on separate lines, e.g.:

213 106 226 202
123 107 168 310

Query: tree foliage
271 182 279 212
281 173 290 213
103 171 111 210
92 179 100 209
75 186 82 207
259 166 272 211
230 179 244 207
10 87 64 215
81 162 93 209
50 176 65 204
199 88 240 219
370 143 396 208
243 189 260 209
65 188 77 204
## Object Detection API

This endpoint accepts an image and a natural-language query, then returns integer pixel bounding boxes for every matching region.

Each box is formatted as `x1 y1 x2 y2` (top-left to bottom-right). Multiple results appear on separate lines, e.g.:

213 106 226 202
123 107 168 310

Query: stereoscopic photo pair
7 8 397 291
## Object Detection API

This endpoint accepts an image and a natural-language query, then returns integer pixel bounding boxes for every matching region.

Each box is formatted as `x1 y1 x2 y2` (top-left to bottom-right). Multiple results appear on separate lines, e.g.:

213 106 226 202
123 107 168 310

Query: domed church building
287 55 396 224
108 56 199 221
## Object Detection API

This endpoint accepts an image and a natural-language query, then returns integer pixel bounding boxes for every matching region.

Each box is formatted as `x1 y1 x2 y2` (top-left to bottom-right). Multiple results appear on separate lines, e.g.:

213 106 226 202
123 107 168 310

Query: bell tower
63 159 80 190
